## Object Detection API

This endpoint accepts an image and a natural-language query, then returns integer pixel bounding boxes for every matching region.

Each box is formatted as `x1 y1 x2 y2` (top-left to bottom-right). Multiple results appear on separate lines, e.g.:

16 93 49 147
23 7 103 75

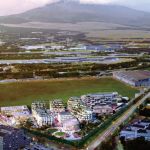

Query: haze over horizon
0 0 150 16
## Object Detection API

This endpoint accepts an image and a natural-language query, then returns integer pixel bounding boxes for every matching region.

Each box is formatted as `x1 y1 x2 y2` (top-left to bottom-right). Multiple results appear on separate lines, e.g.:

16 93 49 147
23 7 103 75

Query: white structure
1 105 30 116
32 109 53 127
57 112 76 123
68 97 93 122
31 102 53 127
50 99 65 113
81 92 120 110
93 105 113 115
0 105 30 124
31 101 46 110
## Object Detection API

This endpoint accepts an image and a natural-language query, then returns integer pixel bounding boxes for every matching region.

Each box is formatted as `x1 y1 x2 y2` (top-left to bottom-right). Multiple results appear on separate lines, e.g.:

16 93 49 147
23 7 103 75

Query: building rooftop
1 105 29 111
0 125 18 137
141 118 150 123
132 124 146 129
59 112 72 116
115 71 150 81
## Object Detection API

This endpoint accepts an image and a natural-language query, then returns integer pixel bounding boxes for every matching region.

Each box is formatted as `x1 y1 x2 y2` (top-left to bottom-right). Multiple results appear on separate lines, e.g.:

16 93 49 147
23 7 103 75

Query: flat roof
0 125 18 137
115 71 150 81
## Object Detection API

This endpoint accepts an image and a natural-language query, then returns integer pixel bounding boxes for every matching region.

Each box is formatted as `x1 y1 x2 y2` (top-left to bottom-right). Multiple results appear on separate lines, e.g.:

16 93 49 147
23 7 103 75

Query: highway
86 92 150 150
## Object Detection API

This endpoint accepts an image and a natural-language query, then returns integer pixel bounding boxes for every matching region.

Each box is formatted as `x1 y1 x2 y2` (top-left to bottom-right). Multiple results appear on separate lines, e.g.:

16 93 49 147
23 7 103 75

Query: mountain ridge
0 0 150 27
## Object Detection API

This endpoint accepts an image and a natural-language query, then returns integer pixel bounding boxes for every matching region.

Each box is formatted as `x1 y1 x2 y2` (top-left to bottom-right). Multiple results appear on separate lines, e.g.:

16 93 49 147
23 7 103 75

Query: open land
0 77 138 106
3 22 150 39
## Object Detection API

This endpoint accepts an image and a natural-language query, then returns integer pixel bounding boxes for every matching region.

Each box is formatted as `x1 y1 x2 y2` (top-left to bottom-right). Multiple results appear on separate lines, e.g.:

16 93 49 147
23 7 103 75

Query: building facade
67 97 93 122
31 102 53 127
50 99 65 113
93 105 113 115
81 92 120 110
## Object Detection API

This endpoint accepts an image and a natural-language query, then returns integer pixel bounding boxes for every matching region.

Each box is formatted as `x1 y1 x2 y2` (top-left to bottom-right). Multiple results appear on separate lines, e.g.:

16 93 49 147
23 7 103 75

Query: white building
57 112 76 123
93 105 113 115
31 102 53 127
31 101 46 110
32 109 53 127
50 99 65 113
81 92 120 110
0 105 30 124
68 97 93 122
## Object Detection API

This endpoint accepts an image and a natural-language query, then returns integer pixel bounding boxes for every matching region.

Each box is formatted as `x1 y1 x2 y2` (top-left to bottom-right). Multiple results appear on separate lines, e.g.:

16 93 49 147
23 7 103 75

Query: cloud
80 0 119 4
0 0 56 16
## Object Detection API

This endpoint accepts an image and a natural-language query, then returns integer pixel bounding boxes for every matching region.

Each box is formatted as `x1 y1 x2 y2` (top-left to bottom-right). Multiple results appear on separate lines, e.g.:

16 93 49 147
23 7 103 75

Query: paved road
86 92 150 150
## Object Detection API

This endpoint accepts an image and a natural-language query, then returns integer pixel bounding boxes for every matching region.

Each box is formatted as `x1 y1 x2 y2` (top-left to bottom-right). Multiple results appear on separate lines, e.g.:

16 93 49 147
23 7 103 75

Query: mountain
0 0 150 27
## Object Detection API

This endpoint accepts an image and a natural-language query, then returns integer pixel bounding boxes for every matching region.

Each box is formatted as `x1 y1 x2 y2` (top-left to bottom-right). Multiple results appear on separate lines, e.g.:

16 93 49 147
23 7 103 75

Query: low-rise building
120 129 150 141
0 125 30 150
24 143 51 150
81 92 120 111
93 105 113 115
68 97 93 122
50 99 65 113
31 101 46 110
32 109 53 127
31 102 53 127
120 118 150 141
113 71 150 87
0 105 30 124
57 112 76 123
68 97 81 109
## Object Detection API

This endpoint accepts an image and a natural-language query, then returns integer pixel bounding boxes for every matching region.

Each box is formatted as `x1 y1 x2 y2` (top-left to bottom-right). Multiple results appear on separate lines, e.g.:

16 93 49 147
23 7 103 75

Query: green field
145 67 150 71
0 78 139 106
54 132 66 137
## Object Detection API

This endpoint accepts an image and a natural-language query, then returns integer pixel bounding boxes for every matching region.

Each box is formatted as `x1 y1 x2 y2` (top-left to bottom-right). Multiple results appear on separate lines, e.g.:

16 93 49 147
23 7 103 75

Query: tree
125 137 150 150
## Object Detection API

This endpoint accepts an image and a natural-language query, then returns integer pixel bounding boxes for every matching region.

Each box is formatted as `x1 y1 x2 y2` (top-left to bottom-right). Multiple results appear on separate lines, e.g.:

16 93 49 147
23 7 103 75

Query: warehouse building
113 71 150 87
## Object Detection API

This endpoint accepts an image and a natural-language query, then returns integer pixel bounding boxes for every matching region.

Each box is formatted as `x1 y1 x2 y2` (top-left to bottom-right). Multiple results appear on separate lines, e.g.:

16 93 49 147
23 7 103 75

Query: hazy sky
0 0 150 16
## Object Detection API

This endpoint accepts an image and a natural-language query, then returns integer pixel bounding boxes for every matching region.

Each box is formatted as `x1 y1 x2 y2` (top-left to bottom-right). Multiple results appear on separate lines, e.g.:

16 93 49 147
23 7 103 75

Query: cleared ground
0 77 139 106
3 22 150 39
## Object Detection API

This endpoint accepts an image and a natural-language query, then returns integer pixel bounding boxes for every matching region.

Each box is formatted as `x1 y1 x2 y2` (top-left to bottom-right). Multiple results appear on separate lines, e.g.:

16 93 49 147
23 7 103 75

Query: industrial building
113 71 150 87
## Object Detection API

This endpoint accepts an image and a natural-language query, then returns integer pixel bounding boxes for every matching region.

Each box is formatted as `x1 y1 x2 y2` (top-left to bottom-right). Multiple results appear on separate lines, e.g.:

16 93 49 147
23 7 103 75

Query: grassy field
145 67 150 71
0 78 139 106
